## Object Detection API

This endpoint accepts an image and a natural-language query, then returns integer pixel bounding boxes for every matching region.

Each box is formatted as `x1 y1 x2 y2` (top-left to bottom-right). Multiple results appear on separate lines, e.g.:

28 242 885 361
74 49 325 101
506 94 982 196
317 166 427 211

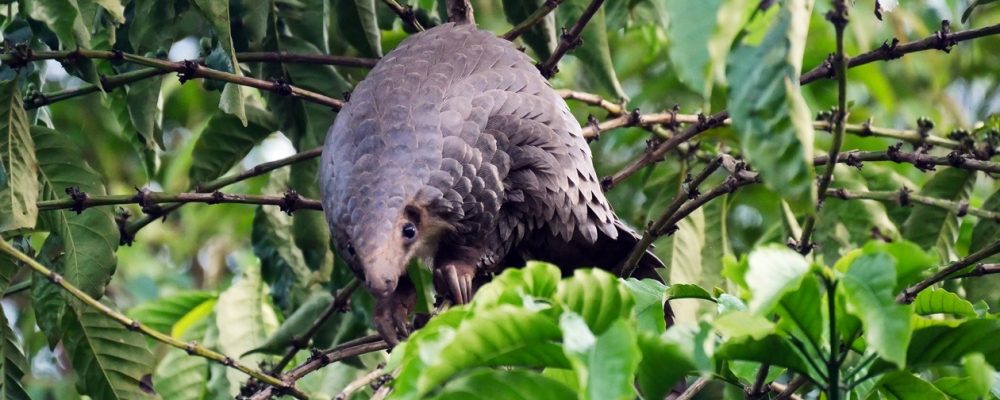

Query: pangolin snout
365 272 398 298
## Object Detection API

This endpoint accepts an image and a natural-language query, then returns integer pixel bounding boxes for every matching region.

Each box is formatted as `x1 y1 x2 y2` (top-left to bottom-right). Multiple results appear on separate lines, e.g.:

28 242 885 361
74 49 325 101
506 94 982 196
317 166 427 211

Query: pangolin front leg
433 245 479 305
373 278 416 346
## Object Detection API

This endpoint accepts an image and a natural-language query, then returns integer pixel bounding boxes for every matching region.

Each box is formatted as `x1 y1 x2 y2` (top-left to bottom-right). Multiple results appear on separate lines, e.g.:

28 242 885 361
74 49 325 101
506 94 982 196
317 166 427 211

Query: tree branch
123 147 322 243
814 148 1000 174
37 189 322 213
950 263 1000 279
675 377 711 400
537 0 604 78
797 1 851 255
826 188 1000 222
897 239 1000 303
605 21 1000 188
502 0 563 40
380 0 424 31
271 279 361 374
445 0 475 25
248 336 389 400
0 240 308 399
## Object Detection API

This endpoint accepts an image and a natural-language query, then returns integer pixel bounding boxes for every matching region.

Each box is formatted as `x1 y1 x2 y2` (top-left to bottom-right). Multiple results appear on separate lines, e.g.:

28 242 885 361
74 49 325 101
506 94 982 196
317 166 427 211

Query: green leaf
664 283 715 302
902 168 975 260
63 304 156 399
126 291 217 335
334 0 383 57
33 125 118 298
0 79 37 232
191 0 247 125
744 246 809 316
94 0 125 24
557 1 626 100
715 334 819 381
188 106 276 185
153 348 208 400
622 279 667 335
913 288 977 318
966 187 1000 306
128 0 185 53
560 316 640 400
430 369 575 400
868 319 1000 375
962 0 999 22
215 262 279 395
635 332 695 400
665 0 723 96
0 306 29 400
713 311 776 340
873 371 949 400
26 0 91 48
472 261 561 309
934 377 983 400
841 252 912 368
776 273 825 357
502 0 557 59
252 170 315 311
248 290 332 355
124 75 164 150
668 208 707 321
859 241 936 292
963 353 995 398
726 0 816 212
555 268 634 334
391 306 567 399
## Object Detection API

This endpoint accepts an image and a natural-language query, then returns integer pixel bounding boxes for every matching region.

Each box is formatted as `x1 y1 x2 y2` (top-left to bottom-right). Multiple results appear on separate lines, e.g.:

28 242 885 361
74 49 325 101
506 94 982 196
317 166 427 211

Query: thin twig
271 279 361 374
249 336 389 400
3 280 30 297
537 0 604 78
0 240 308 399
502 0 563 40
380 0 424 31
814 149 1000 173
748 363 771 399
897 239 1000 303
25 68 169 110
675 377 711 400
797 0 851 255
950 263 1000 279
335 365 386 400
772 375 808 400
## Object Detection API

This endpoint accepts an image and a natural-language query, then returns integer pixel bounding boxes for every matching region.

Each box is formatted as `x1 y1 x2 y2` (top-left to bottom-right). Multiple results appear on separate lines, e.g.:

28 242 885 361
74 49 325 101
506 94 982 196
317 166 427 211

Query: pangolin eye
401 223 418 241
346 244 356 256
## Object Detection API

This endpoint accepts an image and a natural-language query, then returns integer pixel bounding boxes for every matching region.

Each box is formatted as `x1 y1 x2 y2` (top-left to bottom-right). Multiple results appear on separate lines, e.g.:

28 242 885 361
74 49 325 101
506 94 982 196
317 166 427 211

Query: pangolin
319 22 663 344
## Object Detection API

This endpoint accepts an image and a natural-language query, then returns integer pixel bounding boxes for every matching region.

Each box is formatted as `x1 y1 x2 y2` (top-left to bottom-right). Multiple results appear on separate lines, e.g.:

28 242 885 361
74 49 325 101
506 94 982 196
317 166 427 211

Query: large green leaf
124 75 164 150
391 306 567 399
0 79 37 233
776 273 826 357
501 0 557 59
873 371 949 400
248 290 333 356
913 288 977 318
430 369 575 400
635 332 695 400
726 0 816 211
841 252 912 368
153 348 208 400
744 246 809 316
215 262 279 395
191 0 247 125
555 268 634 334
715 334 819 381
472 261 561 309
0 306 28 400
668 208 707 322
63 304 156 399
557 1 626 100
129 0 186 53
560 316 640 400
26 0 91 48
870 319 1000 375
334 0 383 57
902 168 975 260
126 291 217 335
622 279 667 335
664 0 723 96
188 106 276 185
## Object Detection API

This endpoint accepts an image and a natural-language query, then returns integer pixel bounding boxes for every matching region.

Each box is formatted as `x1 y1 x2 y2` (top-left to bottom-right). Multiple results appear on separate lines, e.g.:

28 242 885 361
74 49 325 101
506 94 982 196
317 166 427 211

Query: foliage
0 0 997 399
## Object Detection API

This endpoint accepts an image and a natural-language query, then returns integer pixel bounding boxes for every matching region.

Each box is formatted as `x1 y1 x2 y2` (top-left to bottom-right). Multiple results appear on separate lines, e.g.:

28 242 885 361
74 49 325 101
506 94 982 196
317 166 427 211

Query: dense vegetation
1 0 1000 399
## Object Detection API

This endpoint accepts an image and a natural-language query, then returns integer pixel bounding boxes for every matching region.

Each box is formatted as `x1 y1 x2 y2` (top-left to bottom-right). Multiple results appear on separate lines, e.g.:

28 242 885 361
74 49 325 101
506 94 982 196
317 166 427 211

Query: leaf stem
0 240 308 399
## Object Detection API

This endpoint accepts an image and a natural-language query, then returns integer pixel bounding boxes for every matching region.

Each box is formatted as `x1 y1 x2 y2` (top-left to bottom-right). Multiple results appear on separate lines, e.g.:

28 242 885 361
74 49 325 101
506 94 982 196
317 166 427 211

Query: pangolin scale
319 22 663 343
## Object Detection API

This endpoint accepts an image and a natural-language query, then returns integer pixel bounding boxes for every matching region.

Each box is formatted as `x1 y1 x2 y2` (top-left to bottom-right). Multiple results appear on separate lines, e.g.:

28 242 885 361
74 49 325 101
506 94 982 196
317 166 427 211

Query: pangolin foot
434 263 475 305
373 284 415 346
